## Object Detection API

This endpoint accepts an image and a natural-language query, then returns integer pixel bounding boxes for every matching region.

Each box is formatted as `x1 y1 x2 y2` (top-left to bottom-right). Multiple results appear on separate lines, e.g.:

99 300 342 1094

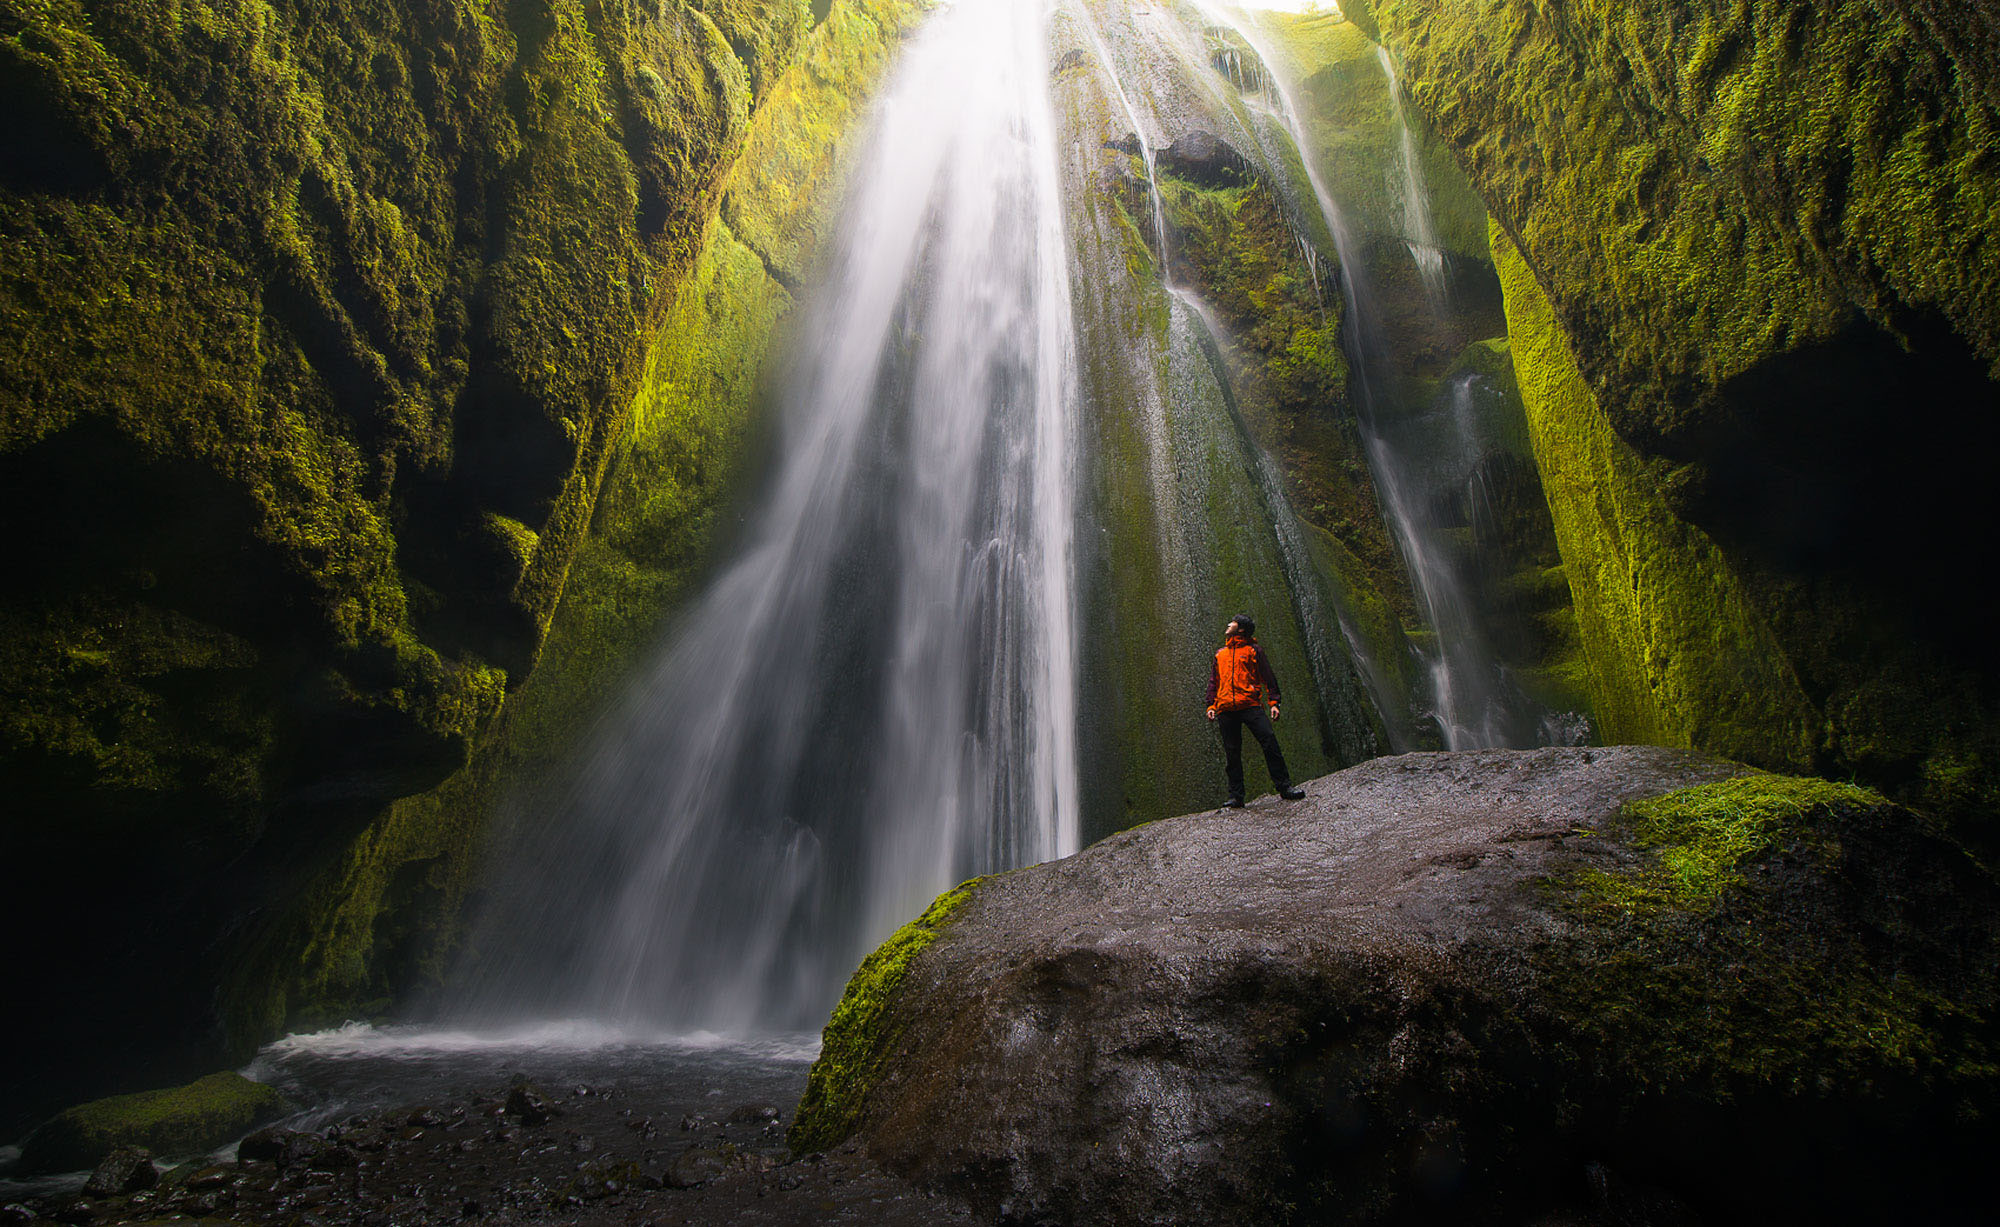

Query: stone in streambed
504 1084 555 1127
791 748 2000 1225
82 1146 157 1196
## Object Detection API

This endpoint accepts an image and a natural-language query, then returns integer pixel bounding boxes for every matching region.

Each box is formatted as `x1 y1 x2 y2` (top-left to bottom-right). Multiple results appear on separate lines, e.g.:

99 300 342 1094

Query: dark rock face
799 749 2000 1225
81 1148 156 1197
1154 130 1252 187
0 0 865 1130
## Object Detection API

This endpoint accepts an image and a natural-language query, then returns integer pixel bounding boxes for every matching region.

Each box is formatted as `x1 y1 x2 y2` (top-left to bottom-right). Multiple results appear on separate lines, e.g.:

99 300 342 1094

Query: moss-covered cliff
1356 0 2000 829
0 0 919 1129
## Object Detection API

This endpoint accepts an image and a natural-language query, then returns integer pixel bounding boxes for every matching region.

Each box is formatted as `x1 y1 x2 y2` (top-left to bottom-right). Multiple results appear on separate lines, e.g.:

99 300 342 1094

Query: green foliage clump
19 1072 287 1175
789 878 985 1155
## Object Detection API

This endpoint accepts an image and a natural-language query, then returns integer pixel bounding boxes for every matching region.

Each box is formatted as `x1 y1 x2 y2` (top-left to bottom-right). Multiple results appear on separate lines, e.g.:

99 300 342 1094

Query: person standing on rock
1206 614 1306 808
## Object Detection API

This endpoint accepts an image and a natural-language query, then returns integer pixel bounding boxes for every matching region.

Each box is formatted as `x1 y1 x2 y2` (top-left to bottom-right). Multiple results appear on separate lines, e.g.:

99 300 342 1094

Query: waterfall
450 0 1079 1034
1192 1 1546 749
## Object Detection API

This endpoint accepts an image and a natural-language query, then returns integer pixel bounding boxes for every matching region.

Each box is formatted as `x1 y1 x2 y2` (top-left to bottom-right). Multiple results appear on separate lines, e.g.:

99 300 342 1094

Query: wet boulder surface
792 747 2000 1225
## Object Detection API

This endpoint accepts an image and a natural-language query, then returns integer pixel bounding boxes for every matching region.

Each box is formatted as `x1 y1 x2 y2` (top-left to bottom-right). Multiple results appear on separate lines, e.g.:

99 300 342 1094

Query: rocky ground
0 1083 970 1227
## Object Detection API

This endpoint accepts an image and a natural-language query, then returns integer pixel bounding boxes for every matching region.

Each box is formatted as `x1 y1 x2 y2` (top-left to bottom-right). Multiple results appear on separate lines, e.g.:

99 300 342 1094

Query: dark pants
1217 705 1291 801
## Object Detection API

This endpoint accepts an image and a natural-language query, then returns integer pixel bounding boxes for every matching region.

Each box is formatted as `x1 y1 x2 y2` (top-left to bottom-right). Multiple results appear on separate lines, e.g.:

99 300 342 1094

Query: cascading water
1192 2 1548 749
450 0 1079 1034
1377 45 1449 306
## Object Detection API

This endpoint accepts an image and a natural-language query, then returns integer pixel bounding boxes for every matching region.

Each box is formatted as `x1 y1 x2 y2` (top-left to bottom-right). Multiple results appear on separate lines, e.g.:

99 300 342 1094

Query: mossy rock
17 1072 288 1175
790 748 2000 1224
1378 0 2000 832
790 877 986 1155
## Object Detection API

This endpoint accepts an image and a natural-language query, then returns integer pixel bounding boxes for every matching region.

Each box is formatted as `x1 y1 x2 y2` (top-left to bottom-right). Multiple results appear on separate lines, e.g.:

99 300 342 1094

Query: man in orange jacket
1205 613 1306 807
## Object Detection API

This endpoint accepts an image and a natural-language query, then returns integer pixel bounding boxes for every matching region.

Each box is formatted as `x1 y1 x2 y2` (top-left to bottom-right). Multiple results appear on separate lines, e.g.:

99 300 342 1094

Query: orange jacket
1206 635 1282 712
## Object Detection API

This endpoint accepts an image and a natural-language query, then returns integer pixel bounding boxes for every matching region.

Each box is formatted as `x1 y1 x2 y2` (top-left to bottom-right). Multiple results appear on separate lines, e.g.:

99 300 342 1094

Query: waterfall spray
451 0 1080 1034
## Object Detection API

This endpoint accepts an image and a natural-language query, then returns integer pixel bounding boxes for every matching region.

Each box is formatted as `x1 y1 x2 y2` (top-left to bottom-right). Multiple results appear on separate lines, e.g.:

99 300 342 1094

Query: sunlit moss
1563 773 1889 913
1493 221 1818 768
789 878 986 1154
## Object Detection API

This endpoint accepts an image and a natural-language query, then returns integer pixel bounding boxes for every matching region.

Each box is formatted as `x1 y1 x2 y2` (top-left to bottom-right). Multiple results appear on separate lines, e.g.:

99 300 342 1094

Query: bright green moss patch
19 1072 287 1175
1533 773 1994 1106
790 878 986 1154
1565 773 1890 914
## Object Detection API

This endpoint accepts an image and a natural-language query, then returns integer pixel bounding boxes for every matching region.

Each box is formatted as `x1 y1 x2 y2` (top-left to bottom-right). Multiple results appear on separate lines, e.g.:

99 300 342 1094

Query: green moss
19 1072 287 1175
789 878 986 1154
1536 773 1986 1102
1259 9 1486 261
1566 773 1889 913
1367 0 2000 437
722 0 929 284
224 0 926 1042
1493 221 1818 769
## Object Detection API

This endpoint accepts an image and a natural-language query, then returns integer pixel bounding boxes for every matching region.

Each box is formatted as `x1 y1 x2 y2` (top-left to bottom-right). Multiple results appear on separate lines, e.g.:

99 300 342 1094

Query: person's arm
1205 655 1219 716
1255 646 1282 704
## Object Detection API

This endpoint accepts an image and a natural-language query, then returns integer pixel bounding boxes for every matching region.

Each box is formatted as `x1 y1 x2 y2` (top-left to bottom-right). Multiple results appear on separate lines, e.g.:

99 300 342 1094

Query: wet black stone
82 1146 157 1196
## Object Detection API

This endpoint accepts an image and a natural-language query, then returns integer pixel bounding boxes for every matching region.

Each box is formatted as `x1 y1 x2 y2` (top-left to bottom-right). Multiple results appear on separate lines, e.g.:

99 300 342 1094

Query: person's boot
1221 795 1245 809
1277 782 1305 801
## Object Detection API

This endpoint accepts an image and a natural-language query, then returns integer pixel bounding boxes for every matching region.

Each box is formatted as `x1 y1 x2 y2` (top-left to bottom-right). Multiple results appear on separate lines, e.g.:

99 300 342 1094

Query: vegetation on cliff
1353 0 2000 826
223 0 927 1053
0 0 921 1126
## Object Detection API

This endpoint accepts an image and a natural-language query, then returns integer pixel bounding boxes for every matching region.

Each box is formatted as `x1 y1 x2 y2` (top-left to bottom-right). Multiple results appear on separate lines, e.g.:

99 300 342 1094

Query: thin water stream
1191 1 1548 748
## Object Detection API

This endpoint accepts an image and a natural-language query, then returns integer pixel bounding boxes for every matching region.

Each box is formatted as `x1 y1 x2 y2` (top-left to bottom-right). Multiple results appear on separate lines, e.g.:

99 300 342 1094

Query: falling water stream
451 0 1080 1035
1191 0 1548 749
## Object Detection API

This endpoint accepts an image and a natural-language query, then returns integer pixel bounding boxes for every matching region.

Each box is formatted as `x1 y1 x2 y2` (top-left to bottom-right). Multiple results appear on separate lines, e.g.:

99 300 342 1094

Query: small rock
184 1163 234 1190
237 1125 289 1162
664 1147 734 1189
406 1107 443 1128
570 1136 595 1153
678 1113 709 1132
461 1198 483 1217
83 1145 158 1196
726 1104 780 1125
44 1197 94 1226
0 1205 35 1227
504 1085 553 1127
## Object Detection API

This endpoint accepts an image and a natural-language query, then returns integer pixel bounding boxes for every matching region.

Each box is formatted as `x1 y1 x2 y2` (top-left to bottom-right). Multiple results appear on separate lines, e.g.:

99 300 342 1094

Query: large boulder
16 1072 287 1176
791 748 2000 1224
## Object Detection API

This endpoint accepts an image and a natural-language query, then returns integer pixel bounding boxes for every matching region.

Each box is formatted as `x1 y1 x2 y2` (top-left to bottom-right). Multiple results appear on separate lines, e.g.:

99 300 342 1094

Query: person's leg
1218 710 1246 803
1244 706 1294 789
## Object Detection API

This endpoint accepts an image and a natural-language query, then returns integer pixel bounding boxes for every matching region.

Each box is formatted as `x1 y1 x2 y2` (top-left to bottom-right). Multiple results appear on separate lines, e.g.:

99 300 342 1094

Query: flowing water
1190 1 1549 749
1377 45 1450 306
449 0 1080 1035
